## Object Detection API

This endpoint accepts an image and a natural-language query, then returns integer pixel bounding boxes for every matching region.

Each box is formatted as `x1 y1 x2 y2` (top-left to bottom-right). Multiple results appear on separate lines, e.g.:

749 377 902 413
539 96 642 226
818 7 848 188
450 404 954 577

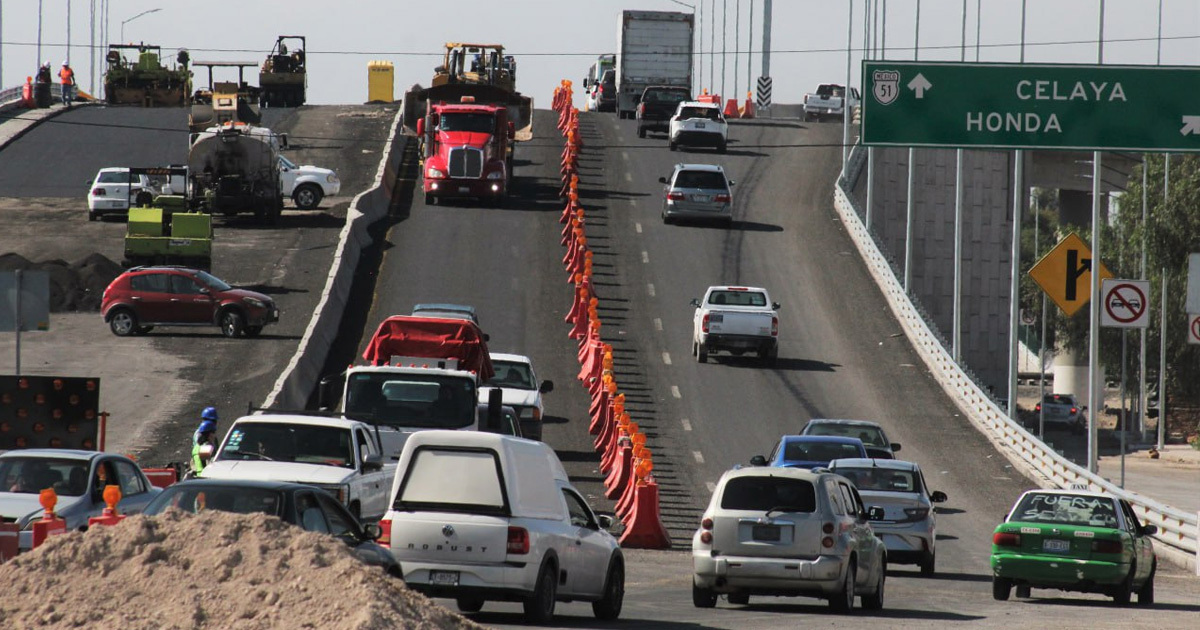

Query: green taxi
991 489 1156 605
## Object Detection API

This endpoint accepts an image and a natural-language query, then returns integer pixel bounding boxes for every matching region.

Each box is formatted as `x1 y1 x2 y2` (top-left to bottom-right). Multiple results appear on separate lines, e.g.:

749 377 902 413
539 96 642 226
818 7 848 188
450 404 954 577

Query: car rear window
707 290 766 307
396 447 506 514
678 107 721 121
644 89 690 103
152 486 283 517
1010 492 1119 528
835 467 919 493
784 441 863 463
721 476 816 512
97 171 130 184
674 171 727 190
804 423 887 447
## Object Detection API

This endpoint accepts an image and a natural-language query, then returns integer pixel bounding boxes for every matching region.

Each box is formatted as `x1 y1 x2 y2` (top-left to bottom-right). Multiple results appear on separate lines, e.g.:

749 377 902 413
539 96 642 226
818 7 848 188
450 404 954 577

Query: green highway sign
861 61 1200 151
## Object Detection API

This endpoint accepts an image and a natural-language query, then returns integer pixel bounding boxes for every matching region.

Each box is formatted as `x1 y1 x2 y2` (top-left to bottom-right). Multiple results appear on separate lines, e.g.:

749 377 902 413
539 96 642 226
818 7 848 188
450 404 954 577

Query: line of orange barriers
551 80 671 549
0 486 128 563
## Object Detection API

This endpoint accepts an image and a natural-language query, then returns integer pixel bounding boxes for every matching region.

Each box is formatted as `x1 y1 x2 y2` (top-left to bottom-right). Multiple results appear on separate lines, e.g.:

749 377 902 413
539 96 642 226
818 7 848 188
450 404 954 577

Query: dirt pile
0 252 124 312
0 511 481 630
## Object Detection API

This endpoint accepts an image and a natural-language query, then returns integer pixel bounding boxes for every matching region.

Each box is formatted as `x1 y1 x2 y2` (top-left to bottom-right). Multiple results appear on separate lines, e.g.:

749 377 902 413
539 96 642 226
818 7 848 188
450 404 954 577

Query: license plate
710 313 724 323
692 195 711 203
752 525 780 541
430 570 460 586
696 122 707 129
1042 539 1070 553
458 186 471 193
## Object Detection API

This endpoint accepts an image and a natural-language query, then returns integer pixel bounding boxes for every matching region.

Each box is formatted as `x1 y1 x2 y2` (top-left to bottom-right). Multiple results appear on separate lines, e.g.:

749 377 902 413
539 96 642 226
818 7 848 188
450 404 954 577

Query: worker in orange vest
58 61 76 108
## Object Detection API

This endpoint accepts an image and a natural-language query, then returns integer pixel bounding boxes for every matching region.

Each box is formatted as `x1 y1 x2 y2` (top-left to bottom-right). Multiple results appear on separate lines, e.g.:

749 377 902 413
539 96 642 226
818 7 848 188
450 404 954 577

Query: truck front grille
448 147 484 179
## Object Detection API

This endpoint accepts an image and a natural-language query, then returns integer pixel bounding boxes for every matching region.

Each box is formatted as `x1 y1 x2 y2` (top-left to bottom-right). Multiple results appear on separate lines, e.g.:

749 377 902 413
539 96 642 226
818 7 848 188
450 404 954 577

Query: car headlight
486 171 505 180
427 168 445 178
326 173 339 184
243 297 266 308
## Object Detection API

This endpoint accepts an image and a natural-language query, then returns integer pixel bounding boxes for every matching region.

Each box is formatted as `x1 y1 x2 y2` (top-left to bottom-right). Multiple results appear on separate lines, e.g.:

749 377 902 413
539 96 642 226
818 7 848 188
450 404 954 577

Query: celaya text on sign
967 80 1127 135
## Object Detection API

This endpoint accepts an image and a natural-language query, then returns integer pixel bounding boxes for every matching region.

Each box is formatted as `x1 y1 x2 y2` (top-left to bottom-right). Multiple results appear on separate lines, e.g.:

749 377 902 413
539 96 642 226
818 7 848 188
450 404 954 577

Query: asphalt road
351 109 1200 627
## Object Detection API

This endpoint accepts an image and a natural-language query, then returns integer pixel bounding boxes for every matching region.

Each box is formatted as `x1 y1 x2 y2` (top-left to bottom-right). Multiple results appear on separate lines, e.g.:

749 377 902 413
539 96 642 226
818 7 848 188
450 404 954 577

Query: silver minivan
659 163 734 226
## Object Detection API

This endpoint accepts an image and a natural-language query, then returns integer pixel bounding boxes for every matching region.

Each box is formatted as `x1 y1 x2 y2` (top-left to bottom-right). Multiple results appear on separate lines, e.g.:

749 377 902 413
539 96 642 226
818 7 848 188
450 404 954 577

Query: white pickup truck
691 286 780 364
199 413 396 522
803 84 861 122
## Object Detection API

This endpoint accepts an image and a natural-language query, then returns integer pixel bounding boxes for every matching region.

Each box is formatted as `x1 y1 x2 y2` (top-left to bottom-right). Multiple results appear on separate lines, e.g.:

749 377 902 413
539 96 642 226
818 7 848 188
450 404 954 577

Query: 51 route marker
861 60 1200 151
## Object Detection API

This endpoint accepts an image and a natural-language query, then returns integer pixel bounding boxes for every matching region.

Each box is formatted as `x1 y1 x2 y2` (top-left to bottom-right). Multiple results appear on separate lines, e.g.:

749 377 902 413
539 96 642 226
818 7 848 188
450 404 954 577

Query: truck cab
417 100 513 207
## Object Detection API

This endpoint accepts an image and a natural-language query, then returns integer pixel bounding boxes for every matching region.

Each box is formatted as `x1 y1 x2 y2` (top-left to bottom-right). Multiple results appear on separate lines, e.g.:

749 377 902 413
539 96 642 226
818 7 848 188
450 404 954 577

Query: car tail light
598 85 605 95
822 522 834 534
377 518 391 546
822 536 835 548
992 532 1021 547
904 507 930 520
667 191 685 201
804 94 810 104
701 518 713 530
714 194 731 203
92 188 106 196
1034 403 1042 413
1092 539 1123 554
702 314 710 333
637 102 645 114
1070 407 1078 414
771 317 779 336
507 526 530 554
700 531 713 544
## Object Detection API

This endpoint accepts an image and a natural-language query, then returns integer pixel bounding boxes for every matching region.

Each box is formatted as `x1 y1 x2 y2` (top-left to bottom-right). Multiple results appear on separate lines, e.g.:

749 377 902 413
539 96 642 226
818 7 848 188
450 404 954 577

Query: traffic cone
723 98 741 120
742 91 755 119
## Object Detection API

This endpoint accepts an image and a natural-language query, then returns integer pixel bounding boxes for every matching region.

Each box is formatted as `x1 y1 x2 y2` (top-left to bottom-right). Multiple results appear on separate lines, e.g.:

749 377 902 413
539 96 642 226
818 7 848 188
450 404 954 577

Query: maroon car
101 266 279 338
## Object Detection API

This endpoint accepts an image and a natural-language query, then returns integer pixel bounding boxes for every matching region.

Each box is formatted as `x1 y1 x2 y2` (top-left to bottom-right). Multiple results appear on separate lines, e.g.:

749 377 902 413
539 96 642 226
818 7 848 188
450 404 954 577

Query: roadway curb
261 107 407 411
0 101 92 153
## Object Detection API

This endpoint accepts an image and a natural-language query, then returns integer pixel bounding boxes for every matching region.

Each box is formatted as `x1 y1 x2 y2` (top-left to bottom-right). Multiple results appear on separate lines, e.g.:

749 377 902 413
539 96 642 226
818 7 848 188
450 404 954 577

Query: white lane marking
622 151 630 160
630 199 638 207
671 385 681 399
653 318 663 331
635 222 643 233
681 418 692 431
706 482 717 493
662 352 672 365
641 251 649 263
693 451 705 464
647 283 656 297
625 172 633 182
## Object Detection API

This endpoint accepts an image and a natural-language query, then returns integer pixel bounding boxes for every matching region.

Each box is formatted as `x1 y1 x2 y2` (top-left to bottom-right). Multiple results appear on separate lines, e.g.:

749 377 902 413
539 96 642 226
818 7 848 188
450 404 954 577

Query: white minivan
379 431 624 623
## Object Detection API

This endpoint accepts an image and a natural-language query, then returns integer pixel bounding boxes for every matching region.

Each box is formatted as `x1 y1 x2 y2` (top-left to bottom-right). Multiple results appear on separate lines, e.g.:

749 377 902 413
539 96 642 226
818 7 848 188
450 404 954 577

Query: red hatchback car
101 267 279 338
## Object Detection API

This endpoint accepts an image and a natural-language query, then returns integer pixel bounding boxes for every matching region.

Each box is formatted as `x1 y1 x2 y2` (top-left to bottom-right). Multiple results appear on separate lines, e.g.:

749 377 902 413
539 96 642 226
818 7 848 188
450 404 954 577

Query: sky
1 1 1198 108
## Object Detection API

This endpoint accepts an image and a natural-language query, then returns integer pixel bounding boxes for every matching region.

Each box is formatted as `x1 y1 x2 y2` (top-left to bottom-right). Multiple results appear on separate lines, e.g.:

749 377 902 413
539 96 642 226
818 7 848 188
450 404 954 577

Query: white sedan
86 167 156 221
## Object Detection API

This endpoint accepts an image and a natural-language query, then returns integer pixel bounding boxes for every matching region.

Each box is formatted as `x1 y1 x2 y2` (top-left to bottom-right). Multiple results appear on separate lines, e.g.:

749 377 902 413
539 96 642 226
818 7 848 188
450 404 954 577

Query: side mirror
539 380 554 394
729 180 736 186
749 455 767 467
598 514 614 529
772 302 781 310
483 333 490 342
690 298 701 307
362 454 383 473
416 118 425 135
279 133 289 148
583 78 590 88
1142 524 1158 536
363 523 383 540
930 491 948 503
658 176 668 184
866 506 886 521
891 443 901 452
317 372 346 411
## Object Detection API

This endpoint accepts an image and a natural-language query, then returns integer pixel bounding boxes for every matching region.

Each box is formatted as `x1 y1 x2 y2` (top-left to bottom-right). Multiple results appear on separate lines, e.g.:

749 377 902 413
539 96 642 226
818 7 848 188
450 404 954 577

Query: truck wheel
692 581 717 608
523 561 558 623
456 598 485 613
108 308 139 337
696 343 708 363
637 125 646 138
219 309 245 338
293 184 323 210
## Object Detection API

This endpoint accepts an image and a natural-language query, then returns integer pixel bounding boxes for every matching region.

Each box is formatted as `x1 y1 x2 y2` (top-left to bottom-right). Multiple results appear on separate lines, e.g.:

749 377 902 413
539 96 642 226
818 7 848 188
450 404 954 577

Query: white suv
380 431 624 623
669 101 728 153
479 353 554 441
693 466 887 612
279 155 340 210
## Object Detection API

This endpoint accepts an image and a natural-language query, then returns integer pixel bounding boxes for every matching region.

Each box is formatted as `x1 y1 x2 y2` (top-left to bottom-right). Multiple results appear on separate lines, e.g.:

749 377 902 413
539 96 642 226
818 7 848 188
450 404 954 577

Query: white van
379 431 624 623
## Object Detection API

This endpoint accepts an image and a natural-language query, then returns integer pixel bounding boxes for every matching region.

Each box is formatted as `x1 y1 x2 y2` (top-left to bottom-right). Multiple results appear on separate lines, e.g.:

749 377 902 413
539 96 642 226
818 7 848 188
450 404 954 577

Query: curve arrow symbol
907 74 933 99
1181 116 1200 136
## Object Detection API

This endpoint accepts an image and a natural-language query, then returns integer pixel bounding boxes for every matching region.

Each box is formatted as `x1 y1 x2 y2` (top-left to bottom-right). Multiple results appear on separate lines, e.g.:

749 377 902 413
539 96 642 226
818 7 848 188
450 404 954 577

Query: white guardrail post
833 142 1198 568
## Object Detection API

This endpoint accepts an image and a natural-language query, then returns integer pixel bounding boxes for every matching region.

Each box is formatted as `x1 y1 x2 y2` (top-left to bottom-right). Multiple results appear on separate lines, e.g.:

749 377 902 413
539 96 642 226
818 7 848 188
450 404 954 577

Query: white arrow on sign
907 73 932 99
1181 116 1200 136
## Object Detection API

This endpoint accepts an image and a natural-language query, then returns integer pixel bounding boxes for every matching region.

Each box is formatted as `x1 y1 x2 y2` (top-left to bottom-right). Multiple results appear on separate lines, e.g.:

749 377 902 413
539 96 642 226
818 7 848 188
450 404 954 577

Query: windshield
345 373 476 429
193 270 232 291
216 422 355 467
720 476 816 512
96 171 131 184
439 113 496 134
0 457 90 496
486 360 535 390
1010 492 1120 528
148 486 284 517
835 467 920 493
804 423 888 447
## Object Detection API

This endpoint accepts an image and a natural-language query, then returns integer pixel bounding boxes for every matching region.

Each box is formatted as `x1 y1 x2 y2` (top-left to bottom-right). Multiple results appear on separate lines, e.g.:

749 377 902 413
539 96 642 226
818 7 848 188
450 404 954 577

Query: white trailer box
616 10 694 119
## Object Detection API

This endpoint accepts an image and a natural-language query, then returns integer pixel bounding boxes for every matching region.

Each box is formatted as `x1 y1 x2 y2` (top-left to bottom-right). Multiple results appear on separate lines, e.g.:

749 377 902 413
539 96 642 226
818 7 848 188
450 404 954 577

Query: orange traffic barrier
605 440 633 499
141 466 179 489
619 474 671 549
723 98 741 119
588 382 610 435
698 90 720 105
0 522 18 562
30 489 67 549
741 91 755 119
88 485 127 528
593 394 619 453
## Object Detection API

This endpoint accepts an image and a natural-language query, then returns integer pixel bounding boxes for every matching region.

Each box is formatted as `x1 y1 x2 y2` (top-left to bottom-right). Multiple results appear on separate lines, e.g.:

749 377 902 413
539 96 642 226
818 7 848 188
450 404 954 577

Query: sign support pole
904 148 915 293
953 148 963 361
866 147 875 231
1088 151 1103 474
1158 268 1167 450
1139 162 1148 438
1120 328 1127 488
1008 150 1023 420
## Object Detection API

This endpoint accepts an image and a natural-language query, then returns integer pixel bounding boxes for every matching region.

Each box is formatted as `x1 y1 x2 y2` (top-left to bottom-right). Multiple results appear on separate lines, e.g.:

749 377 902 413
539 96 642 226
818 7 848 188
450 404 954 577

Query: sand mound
0 511 481 630
0 252 124 312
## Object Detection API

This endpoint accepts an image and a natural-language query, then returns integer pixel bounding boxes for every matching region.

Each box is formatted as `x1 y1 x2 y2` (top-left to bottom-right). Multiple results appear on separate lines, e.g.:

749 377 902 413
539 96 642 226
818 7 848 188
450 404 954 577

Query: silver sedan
659 163 734 226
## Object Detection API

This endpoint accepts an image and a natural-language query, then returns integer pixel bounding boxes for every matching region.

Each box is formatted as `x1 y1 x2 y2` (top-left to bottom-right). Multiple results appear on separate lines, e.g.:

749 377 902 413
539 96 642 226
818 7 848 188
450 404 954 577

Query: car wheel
692 340 698 357
523 561 557 623
592 557 624 620
1112 565 1135 605
992 576 1012 601
669 141 677 152
108 308 139 337
243 325 263 338
135 191 153 207
1015 585 1031 599
88 209 98 222
456 598 485 613
637 125 646 138
861 561 885 611
219 309 245 338
691 581 717 608
829 561 855 613
293 184 323 210
727 593 749 606
919 553 935 576
696 343 708 363
718 140 727 154
1137 560 1155 606
803 112 813 122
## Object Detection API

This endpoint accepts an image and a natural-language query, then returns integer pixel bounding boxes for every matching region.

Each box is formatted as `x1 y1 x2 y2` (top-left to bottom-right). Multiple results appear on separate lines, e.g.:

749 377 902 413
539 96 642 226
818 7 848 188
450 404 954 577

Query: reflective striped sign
756 76 772 108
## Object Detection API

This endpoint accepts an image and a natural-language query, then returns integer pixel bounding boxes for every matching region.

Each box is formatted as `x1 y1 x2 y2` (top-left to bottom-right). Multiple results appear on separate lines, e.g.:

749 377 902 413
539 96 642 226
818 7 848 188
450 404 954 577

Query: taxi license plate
1042 539 1070 553
430 570 460 586
752 525 781 542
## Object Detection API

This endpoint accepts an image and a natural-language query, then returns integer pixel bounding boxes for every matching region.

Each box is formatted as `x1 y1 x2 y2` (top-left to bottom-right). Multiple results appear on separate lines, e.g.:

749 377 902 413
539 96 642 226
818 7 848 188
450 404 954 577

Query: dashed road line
647 283 656 297
625 172 633 182
681 418 692 431
693 451 705 464
662 352 672 365
706 482 717 493
671 385 681 399
635 222 643 233
641 251 649 263
622 151 630 161
653 318 663 331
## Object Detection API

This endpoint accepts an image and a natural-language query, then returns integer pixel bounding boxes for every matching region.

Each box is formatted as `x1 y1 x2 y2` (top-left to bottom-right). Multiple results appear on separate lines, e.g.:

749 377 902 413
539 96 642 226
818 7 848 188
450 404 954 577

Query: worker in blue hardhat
190 407 220 477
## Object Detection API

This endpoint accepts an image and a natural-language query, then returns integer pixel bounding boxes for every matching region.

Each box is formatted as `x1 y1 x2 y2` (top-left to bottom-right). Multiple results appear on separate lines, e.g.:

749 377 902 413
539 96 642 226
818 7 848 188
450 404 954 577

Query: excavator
402 43 533 142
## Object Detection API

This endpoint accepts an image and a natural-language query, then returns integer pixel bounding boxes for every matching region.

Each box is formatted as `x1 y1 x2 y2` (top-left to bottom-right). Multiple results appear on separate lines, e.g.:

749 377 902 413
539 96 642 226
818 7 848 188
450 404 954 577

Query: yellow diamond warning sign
1029 233 1113 317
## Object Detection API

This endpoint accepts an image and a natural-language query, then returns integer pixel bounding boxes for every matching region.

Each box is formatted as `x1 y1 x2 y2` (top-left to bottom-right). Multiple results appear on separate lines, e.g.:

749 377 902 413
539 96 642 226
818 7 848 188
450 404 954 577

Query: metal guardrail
834 141 1198 562
0 83 67 106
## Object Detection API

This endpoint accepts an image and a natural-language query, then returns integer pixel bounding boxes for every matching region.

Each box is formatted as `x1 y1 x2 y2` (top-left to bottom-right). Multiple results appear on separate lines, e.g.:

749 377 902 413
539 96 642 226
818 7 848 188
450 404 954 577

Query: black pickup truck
636 85 692 138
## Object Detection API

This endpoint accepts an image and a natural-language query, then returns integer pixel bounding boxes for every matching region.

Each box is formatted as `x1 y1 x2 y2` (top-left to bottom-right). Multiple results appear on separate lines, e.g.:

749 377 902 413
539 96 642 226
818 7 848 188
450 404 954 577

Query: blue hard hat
198 420 217 434
201 406 219 421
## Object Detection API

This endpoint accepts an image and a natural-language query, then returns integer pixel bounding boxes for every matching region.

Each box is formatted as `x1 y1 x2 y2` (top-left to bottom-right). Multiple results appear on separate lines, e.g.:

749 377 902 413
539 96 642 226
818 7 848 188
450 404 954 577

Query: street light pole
120 8 161 44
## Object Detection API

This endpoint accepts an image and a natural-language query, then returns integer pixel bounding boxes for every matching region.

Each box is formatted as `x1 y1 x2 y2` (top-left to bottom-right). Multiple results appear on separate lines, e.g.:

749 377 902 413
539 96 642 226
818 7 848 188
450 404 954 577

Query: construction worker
190 407 220 477
35 61 52 84
59 61 76 107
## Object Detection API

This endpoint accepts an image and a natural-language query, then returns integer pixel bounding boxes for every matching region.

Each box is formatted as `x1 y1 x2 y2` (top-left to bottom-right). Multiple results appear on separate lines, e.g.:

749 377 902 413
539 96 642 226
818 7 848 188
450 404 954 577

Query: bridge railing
834 141 1198 564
